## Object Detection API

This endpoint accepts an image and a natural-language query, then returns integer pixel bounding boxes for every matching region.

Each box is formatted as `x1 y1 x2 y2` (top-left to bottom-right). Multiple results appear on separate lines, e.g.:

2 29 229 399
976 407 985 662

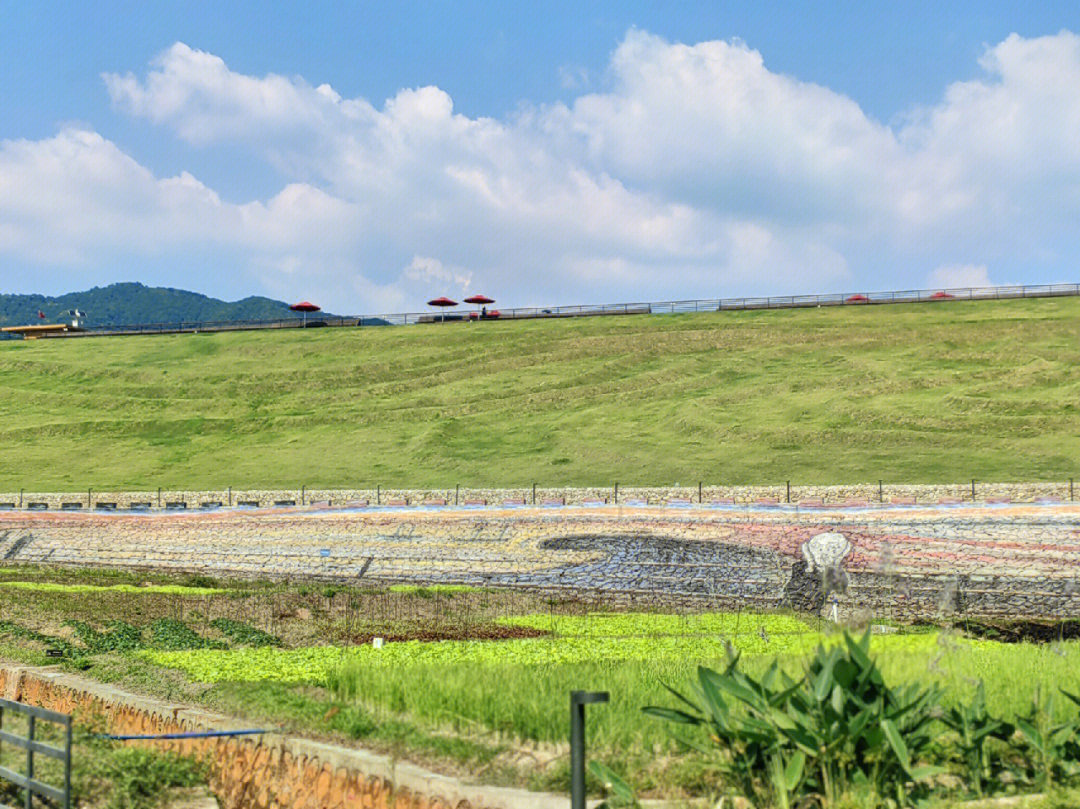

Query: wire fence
13 280 1080 339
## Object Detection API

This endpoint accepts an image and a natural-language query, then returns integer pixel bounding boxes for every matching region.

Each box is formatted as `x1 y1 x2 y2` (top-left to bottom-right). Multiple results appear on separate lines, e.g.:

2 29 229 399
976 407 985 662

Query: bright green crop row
138 629 966 685
0 581 225 596
386 584 477 595
498 611 815 637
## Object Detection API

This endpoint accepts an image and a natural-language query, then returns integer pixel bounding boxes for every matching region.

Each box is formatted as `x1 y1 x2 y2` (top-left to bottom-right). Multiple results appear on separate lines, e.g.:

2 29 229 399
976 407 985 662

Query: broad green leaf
642 706 700 725
588 761 638 807
784 751 806 790
881 718 912 774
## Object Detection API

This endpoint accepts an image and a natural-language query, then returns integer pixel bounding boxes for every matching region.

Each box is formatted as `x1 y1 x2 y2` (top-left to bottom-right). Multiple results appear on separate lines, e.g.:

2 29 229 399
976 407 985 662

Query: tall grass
329 635 1080 755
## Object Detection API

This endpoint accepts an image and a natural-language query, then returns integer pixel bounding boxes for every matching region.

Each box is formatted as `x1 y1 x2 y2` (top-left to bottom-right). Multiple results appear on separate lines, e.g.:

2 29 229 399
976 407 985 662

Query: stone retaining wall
0 664 564 809
2 503 1079 621
0 482 1075 511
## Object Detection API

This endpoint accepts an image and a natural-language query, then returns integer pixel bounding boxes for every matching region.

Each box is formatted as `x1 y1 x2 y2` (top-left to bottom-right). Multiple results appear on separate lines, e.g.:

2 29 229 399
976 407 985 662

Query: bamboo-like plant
939 680 1013 798
1012 688 1080 792
644 630 942 807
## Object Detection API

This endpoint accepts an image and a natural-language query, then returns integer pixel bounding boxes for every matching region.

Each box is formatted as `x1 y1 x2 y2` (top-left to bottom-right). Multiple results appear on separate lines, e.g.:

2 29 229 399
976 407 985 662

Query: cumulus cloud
404 256 473 293
5 30 1080 309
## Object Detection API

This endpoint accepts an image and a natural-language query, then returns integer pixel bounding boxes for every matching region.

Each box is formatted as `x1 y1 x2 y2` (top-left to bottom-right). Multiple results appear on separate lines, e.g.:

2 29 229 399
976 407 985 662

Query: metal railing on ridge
20 281 1080 339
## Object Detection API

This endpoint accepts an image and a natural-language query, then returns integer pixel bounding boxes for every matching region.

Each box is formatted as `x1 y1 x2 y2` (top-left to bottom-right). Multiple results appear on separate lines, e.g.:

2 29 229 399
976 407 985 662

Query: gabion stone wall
1 501 1078 621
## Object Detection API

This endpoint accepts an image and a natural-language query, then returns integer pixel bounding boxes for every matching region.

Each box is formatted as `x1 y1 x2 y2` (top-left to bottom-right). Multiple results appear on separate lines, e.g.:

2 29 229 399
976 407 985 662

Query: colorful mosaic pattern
1 502 1078 617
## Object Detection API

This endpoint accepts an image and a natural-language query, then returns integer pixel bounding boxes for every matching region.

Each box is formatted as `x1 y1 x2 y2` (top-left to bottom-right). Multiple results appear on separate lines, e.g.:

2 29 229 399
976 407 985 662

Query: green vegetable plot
0 581 225 596
137 624 960 685
498 611 815 637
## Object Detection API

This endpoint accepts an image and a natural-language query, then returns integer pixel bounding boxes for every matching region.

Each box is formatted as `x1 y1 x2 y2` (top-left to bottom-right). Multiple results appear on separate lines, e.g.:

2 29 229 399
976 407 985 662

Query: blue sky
2 2 1079 311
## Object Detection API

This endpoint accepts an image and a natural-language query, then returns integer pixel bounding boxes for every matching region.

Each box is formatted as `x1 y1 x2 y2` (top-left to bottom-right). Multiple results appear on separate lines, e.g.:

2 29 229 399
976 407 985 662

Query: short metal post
698 481 702 503
301 485 305 506
227 486 232 507
570 691 609 809
532 483 536 505
25 714 34 809
786 480 790 503
879 479 883 502
64 720 72 809
1071 478 1074 501
377 485 380 505
614 482 618 504
88 487 92 509
972 479 976 500
18 490 22 509
455 484 459 506
158 487 162 508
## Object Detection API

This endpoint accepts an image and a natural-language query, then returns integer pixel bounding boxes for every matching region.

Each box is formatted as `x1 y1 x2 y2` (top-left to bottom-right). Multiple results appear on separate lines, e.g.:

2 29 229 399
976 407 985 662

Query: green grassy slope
1 298 1078 489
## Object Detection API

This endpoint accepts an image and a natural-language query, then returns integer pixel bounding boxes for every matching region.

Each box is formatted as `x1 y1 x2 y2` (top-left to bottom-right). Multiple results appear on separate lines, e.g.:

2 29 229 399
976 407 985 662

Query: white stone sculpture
801 531 853 575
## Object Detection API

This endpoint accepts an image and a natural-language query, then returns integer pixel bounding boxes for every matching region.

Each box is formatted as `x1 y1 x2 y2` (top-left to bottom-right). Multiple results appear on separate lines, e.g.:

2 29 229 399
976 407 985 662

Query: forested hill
0 282 299 328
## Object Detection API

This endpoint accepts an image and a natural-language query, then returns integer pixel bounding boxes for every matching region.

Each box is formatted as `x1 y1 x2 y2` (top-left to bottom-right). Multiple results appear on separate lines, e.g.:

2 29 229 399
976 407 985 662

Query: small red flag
37 310 45 319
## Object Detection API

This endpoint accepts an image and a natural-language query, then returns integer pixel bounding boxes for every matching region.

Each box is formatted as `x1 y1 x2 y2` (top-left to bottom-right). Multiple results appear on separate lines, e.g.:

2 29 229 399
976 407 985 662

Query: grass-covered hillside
1 297 1078 490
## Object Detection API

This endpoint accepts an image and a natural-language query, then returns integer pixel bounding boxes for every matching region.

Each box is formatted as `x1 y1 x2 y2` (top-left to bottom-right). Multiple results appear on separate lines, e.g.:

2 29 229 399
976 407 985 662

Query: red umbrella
845 294 869 303
930 291 954 300
427 296 458 323
290 300 321 327
463 294 495 320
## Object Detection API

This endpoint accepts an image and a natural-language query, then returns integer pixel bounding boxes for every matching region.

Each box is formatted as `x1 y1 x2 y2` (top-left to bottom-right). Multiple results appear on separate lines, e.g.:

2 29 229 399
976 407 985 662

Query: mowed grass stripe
1 298 1079 489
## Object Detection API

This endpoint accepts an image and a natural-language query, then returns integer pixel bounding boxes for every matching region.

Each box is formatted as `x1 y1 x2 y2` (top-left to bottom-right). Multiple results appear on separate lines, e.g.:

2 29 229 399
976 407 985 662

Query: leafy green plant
1012 689 1080 791
76 742 206 809
588 760 639 809
0 619 80 657
645 631 942 807
65 620 144 653
149 619 226 651
209 617 281 647
939 680 1014 797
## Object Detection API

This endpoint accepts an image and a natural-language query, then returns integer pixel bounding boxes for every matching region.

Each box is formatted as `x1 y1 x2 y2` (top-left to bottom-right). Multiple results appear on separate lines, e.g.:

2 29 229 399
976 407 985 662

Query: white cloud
928 264 992 289
5 31 1080 310
404 256 473 293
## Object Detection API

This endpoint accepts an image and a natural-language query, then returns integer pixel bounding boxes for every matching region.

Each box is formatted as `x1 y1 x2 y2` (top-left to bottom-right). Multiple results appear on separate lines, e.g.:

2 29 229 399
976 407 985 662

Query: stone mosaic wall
1 502 1078 620
0 481 1075 510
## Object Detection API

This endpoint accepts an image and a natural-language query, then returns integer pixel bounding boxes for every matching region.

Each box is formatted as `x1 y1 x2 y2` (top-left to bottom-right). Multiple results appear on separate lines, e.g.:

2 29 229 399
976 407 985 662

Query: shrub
645 630 941 807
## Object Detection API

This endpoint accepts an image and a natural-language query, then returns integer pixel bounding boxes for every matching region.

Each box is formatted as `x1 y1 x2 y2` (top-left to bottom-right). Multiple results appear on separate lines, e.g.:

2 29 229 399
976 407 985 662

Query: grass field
1 567 1080 804
2 298 1080 489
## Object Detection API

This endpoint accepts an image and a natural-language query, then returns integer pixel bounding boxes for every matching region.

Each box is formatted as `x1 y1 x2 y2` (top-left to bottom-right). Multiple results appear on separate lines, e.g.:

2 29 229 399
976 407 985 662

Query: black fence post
698 481 702 503
570 691 609 809
18 489 22 509
532 483 536 505
377 485 380 505
455 484 459 506
786 481 790 504
1072 477 1075 501
971 479 976 501
157 487 162 508
26 713 35 805
227 486 232 507
879 480 883 503
301 485 305 506
88 487 92 509
613 482 618 504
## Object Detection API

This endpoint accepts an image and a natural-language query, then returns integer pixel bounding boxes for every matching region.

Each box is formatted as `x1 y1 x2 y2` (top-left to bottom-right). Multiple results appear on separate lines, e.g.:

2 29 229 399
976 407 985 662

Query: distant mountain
0 282 313 329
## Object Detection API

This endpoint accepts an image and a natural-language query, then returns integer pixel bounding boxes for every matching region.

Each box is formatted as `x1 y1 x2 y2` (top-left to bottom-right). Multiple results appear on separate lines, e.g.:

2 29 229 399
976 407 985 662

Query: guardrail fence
0 698 72 809
5 281 1078 340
